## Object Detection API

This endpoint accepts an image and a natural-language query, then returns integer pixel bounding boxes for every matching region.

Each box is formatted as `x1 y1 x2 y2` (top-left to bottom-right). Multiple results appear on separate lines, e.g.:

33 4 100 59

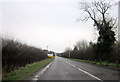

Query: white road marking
77 68 103 81
72 64 76 67
32 77 38 80
63 59 103 81
41 61 52 73
32 61 53 80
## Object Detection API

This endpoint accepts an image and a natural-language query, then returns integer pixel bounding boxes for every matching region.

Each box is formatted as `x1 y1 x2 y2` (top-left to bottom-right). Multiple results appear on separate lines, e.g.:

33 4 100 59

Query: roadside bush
2 38 48 73
60 41 120 64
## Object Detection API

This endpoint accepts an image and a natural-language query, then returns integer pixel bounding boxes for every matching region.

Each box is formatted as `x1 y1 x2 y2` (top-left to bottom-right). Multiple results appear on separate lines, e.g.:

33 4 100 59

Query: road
31 56 119 81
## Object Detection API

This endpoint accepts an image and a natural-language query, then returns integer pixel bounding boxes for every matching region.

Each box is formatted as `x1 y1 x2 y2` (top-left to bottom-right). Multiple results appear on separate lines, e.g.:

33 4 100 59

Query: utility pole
69 40 71 58
46 45 49 54
118 1 120 41
46 46 48 51
69 51 70 58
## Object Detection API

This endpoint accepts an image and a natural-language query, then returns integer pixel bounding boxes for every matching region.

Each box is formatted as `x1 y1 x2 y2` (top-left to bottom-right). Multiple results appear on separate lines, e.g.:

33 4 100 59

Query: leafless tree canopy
76 40 88 51
80 0 117 30
65 47 72 52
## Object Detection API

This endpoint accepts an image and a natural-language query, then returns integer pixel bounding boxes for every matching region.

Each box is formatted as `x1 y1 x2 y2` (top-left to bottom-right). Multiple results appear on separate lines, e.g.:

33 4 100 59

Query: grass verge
65 58 120 71
2 57 54 81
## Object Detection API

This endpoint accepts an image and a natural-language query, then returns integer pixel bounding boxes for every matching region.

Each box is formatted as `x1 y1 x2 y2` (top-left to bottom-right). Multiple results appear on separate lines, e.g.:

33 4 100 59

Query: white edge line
32 61 53 80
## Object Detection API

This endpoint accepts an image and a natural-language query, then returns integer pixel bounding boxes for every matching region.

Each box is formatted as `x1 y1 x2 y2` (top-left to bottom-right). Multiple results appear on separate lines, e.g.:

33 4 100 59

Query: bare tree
80 0 117 61
76 40 88 51
65 47 72 52
80 0 117 30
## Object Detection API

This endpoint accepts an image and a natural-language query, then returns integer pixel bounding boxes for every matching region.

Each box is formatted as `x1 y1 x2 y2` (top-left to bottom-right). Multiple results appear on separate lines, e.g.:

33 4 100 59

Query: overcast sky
0 0 119 52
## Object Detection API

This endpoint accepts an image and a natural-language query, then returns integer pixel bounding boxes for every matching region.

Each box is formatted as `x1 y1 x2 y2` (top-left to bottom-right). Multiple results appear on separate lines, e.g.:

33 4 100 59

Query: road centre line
77 68 103 81
71 64 76 67
63 59 103 81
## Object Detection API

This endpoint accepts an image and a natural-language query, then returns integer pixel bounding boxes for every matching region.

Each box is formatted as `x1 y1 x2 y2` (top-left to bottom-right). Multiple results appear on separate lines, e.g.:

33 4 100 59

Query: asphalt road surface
31 56 119 81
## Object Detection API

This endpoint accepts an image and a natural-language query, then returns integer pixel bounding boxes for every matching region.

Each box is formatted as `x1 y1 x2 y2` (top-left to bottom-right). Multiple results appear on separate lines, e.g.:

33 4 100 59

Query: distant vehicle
47 54 53 58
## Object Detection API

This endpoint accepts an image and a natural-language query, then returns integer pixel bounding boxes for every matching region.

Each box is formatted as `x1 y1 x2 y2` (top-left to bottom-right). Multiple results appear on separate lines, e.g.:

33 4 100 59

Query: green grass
2 57 54 80
66 58 120 69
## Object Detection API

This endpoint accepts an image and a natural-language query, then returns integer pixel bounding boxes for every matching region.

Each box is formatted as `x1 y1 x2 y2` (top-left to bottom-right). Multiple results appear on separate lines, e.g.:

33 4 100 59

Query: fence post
116 60 119 68
100 60 102 65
